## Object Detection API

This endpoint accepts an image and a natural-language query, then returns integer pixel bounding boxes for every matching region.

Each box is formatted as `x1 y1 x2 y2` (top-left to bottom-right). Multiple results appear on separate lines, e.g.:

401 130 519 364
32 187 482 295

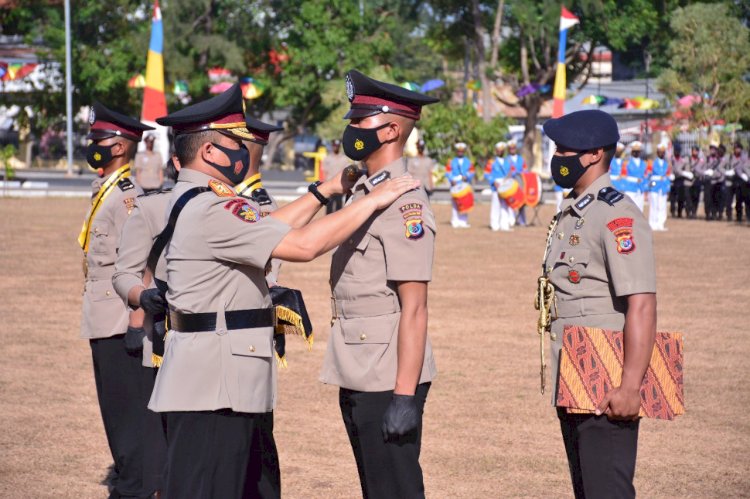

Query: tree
0 0 150 135
657 3 750 127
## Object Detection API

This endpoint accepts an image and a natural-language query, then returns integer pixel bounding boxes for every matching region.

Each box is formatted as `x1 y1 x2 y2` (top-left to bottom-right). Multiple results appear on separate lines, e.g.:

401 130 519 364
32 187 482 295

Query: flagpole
64 0 73 175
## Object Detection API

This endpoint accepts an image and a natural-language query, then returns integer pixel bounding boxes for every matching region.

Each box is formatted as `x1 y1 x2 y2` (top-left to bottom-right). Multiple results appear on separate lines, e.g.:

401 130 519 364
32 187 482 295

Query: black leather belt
170 309 275 333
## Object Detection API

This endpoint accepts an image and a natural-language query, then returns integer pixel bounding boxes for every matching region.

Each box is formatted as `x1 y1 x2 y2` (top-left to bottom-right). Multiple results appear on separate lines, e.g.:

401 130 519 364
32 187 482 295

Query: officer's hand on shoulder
382 394 420 441
139 287 166 315
369 174 420 210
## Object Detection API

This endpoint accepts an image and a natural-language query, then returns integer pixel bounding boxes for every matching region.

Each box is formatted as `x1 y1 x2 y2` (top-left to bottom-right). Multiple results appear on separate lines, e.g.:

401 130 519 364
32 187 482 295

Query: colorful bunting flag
553 6 580 118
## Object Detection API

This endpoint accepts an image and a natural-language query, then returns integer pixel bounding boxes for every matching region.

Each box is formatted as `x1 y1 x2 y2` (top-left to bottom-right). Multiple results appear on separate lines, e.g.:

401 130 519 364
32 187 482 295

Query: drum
519 172 542 207
496 178 525 210
450 182 474 214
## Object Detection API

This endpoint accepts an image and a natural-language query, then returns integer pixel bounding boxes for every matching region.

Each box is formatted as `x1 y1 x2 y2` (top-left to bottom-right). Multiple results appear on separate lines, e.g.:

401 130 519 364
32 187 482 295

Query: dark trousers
141 369 167 495
706 182 725 220
90 335 154 498
557 408 640 499
738 181 750 222
164 410 280 499
724 180 742 220
688 182 702 218
326 194 344 214
339 383 430 499
670 178 691 217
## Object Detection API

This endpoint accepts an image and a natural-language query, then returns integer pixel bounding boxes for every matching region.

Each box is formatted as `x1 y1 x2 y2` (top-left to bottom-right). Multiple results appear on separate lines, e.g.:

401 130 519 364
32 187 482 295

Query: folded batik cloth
556 325 684 420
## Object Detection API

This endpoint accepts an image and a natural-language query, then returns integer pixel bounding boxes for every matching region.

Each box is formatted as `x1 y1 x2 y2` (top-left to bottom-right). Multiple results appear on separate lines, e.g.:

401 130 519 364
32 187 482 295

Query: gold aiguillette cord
534 214 560 394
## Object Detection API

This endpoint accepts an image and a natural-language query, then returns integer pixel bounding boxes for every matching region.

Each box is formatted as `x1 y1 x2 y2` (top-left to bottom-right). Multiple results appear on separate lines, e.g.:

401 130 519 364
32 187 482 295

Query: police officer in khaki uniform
77 102 155 498
320 70 439 499
235 116 285 286
407 139 436 196
112 157 179 497
687 145 705 219
731 142 750 223
322 139 350 213
542 110 657 499
147 84 419 499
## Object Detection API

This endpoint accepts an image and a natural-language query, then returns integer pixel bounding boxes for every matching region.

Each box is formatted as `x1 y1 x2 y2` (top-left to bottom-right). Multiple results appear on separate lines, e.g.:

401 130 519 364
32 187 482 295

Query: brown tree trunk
522 95 541 168
263 131 294 170
471 0 492 122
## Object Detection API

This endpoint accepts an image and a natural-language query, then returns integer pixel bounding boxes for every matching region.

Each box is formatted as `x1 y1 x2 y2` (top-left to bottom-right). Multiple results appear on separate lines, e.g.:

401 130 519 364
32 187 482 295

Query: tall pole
64 0 73 175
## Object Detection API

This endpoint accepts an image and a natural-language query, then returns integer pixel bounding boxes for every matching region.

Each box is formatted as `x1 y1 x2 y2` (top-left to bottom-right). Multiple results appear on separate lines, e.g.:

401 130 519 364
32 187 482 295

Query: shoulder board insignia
370 170 390 186
138 187 173 197
574 193 594 211
118 178 135 192
251 188 273 206
597 186 625 206
209 179 235 197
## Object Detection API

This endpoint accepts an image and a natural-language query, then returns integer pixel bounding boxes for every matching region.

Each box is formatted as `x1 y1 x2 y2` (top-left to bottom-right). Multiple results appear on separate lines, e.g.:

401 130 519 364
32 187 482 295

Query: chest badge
575 218 585 229
568 269 581 283
569 234 580 246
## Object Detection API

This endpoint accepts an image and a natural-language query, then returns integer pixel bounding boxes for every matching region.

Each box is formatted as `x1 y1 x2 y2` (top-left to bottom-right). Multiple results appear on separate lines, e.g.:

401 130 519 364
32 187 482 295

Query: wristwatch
308 181 330 205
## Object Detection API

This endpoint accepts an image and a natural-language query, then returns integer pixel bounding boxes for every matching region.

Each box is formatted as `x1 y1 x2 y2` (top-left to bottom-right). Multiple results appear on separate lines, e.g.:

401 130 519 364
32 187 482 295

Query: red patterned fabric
556 325 684 420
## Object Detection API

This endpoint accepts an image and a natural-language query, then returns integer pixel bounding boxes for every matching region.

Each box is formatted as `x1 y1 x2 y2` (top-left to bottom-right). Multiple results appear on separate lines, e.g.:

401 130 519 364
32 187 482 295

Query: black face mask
342 123 391 161
86 143 116 169
205 142 250 185
550 151 587 189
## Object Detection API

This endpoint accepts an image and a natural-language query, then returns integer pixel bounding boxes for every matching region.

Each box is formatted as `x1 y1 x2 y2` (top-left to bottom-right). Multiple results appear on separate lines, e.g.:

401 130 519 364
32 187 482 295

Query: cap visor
87 130 117 140
344 108 381 119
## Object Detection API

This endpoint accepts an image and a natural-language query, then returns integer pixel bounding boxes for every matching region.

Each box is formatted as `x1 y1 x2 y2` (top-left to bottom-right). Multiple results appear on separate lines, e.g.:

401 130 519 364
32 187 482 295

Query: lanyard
77 164 131 253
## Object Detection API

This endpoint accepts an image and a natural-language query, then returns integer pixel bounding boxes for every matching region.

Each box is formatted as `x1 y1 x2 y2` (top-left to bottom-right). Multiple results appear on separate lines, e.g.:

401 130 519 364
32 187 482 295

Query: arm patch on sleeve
400 202 424 240
598 186 624 206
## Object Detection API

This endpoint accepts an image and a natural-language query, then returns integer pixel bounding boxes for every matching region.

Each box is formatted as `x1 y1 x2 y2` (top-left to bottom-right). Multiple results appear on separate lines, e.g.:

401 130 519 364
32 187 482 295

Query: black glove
123 326 146 353
139 287 166 315
153 320 167 339
381 394 420 442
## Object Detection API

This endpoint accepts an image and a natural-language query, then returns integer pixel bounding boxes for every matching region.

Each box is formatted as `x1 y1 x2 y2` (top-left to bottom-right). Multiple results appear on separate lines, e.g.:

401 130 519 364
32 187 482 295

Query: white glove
668 174 675 181
741 173 749 182
451 175 464 184
683 171 694 180
705 169 714 176
725 169 735 178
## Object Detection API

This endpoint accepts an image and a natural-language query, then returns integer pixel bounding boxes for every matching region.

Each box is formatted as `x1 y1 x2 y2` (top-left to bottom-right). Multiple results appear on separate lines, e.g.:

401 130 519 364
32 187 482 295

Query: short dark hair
174 130 221 166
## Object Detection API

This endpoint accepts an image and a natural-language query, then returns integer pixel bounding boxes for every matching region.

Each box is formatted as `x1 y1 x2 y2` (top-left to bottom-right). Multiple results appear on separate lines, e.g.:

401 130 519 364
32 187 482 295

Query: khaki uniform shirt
320 158 438 392
672 156 689 183
80 173 140 339
730 154 750 182
134 150 164 190
688 156 706 183
112 189 171 367
322 152 349 181
407 155 436 191
238 183 282 287
148 169 291 414
544 174 656 402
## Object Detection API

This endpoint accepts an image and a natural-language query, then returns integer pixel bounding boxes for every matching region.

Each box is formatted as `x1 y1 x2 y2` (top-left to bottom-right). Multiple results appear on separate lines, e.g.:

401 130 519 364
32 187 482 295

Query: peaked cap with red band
156 84 258 141
343 69 439 121
87 102 154 142
245 115 283 145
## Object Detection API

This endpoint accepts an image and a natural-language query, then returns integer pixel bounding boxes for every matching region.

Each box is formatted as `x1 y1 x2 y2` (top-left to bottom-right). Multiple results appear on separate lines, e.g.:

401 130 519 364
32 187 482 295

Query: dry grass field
1 196 749 498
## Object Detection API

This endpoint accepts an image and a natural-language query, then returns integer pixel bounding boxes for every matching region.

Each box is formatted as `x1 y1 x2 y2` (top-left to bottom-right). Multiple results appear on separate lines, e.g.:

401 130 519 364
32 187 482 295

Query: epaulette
208 179 235 197
138 187 173 198
597 186 624 206
251 187 273 206
370 170 390 186
118 177 135 192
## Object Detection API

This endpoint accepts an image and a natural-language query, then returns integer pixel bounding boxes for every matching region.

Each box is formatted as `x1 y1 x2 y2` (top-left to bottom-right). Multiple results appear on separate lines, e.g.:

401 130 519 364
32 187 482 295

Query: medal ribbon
77 163 131 253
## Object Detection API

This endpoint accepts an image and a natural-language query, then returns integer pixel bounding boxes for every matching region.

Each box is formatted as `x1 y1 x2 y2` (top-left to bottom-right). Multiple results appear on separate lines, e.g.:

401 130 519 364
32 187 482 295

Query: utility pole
64 0 73 175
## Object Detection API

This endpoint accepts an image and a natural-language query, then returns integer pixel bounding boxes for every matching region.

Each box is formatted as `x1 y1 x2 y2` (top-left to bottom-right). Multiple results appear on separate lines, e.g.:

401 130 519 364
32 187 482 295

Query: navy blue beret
543 110 620 150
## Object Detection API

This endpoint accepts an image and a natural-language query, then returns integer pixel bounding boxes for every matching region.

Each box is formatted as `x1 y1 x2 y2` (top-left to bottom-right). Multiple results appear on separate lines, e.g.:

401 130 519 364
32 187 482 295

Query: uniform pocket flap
354 231 372 252
229 329 273 358
341 314 398 344
89 279 120 302
556 248 591 267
